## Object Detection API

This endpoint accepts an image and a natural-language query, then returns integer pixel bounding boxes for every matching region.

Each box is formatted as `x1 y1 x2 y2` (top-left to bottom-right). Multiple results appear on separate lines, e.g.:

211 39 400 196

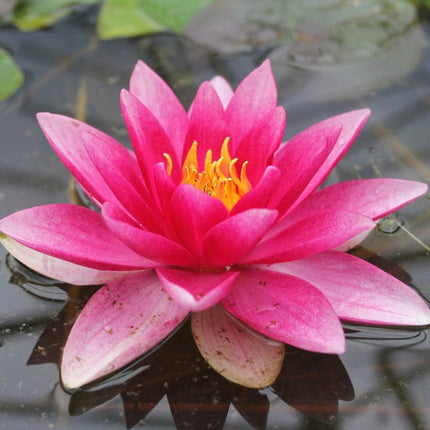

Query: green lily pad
0 48 24 102
12 0 100 31
97 0 214 39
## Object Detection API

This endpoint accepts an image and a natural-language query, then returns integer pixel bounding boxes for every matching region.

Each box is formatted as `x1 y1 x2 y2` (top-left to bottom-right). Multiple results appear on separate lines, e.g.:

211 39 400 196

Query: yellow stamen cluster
164 137 252 211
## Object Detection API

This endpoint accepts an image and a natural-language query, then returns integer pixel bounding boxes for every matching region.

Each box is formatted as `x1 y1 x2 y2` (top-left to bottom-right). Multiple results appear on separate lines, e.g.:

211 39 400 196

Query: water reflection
8 256 353 429
4 234 429 429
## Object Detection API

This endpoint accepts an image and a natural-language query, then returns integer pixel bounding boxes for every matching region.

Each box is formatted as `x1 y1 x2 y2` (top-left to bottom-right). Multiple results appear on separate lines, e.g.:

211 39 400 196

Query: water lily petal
0 204 153 270
183 81 227 167
152 162 178 233
156 268 239 311
61 271 189 389
233 106 286 185
223 268 345 354
334 228 374 252
204 209 278 268
129 60 188 157
298 109 371 199
270 125 342 214
231 166 281 215
226 60 277 150
274 251 430 326
209 75 234 109
286 179 428 223
169 184 228 261
242 211 375 264
121 89 181 188
102 202 198 268
191 304 285 388
0 235 140 285
36 113 128 207
82 132 163 233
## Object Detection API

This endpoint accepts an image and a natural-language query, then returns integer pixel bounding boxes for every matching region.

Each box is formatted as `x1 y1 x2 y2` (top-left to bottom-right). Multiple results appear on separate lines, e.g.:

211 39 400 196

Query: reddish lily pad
0 0 18 21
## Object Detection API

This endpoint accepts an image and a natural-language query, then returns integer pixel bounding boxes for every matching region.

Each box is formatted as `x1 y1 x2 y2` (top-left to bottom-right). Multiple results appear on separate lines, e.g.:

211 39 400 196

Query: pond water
0 4 429 430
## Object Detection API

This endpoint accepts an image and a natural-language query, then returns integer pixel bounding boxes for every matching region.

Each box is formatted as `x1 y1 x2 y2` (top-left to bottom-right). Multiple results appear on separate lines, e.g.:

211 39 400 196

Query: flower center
164 137 252 211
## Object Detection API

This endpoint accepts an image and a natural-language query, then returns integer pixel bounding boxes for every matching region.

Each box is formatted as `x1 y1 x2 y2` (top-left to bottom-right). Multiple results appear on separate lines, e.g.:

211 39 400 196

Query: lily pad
0 48 24 102
187 0 421 101
97 0 214 39
0 0 19 22
270 0 422 102
285 0 417 64
12 0 100 31
186 0 417 58
185 0 302 54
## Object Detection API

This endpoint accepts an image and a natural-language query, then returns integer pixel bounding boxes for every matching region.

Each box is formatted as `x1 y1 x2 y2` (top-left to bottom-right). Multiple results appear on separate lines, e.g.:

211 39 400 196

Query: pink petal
230 166 281 215
223 268 345 353
169 185 228 262
152 162 178 232
242 210 375 264
129 60 188 157
0 204 153 270
61 271 189 388
203 209 278 268
36 113 129 207
156 268 239 311
0 235 139 285
298 109 371 199
270 125 342 214
274 251 430 326
233 106 286 185
286 179 428 223
226 60 277 151
182 82 227 167
102 202 198 268
82 132 163 234
334 228 374 252
191 304 285 388
121 90 181 188
209 75 234 109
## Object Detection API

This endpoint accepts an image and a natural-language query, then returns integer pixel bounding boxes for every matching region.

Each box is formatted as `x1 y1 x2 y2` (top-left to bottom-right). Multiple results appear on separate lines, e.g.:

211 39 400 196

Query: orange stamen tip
167 137 252 211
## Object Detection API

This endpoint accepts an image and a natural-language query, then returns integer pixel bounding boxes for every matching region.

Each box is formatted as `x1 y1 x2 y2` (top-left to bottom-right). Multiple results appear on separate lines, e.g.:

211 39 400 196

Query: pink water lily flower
1 60 429 390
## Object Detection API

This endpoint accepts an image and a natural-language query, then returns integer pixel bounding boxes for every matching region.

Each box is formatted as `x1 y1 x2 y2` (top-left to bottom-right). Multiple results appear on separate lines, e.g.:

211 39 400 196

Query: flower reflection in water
7 254 427 429
26 285 353 429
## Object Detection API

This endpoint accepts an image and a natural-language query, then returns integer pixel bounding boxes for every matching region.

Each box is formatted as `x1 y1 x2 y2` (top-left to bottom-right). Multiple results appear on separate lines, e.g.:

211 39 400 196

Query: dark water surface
0 5 429 430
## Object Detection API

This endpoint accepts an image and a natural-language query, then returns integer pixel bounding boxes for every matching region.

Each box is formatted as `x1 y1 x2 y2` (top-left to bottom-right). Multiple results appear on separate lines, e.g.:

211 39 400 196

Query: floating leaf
97 0 214 39
186 0 417 58
0 0 19 22
0 48 24 102
12 0 100 31
186 0 421 101
269 0 422 102
185 0 303 54
287 0 417 64
191 304 285 389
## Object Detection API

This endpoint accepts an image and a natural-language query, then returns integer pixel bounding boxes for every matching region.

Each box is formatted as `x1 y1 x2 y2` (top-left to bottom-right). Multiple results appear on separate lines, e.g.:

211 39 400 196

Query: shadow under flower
8 246 428 429
25 280 354 429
